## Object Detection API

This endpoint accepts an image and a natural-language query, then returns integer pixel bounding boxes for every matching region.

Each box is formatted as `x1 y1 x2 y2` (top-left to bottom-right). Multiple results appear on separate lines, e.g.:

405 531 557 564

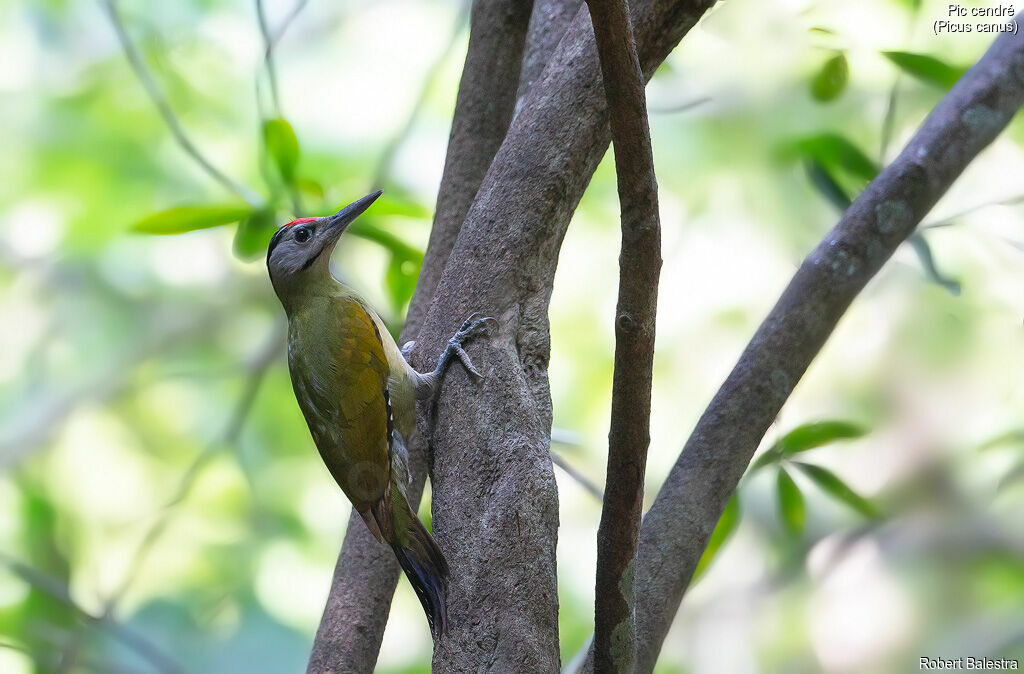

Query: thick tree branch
615 21 1024 672
584 0 661 670
517 0 583 104
413 2 713 671
309 0 715 669
307 2 532 671
403 0 535 337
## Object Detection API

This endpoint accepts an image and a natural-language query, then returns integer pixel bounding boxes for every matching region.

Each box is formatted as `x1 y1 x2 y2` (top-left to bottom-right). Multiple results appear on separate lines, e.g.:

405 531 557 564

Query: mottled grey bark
517 0 583 104
309 0 717 670
414 2 714 672
585 0 662 670
404 0 535 337
307 2 531 671
580 19 1024 673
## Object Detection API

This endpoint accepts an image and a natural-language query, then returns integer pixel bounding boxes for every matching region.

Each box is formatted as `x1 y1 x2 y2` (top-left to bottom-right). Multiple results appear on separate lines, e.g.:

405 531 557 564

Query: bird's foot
443 312 498 382
401 340 416 360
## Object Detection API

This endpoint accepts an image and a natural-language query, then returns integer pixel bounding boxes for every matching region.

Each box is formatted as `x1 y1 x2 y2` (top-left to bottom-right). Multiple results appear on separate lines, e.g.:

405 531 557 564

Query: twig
0 555 188 674
878 2 921 163
105 327 284 607
371 2 471 189
921 191 1024 229
551 450 604 502
585 0 662 669
255 0 282 117
100 0 262 207
648 95 711 114
270 0 311 47
0 639 143 674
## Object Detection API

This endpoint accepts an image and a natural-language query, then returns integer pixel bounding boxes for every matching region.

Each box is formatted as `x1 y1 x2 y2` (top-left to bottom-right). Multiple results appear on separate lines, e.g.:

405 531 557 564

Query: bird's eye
294 227 312 243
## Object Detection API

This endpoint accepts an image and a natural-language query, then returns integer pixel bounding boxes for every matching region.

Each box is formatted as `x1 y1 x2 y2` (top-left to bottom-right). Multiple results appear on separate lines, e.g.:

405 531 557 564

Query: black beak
323 190 383 239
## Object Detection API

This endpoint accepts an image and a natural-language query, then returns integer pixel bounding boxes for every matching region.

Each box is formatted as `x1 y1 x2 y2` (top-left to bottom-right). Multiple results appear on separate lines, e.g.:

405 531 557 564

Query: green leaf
385 253 421 312
372 193 431 219
748 447 781 474
296 178 325 203
233 209 278 260
980 429 1024 451
777 420 868 455
132 204 254 234
999 462 1024 492
795 462 879 519
786 134 879 182
882 51 966 90
694 493 741 580
347 220 424 261
810 53 849 102
908 233 961 296
264 117 300 183
805 160 852 211
776 468 806 534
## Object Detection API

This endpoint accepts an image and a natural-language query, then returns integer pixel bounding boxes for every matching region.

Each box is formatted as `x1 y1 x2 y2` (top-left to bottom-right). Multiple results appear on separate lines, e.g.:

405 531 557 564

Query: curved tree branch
403 0 536 337
414 1 713 671
309 0 716 669
584 0 661 669
517 0 583 104
307 1 532 671
603 19 1024 672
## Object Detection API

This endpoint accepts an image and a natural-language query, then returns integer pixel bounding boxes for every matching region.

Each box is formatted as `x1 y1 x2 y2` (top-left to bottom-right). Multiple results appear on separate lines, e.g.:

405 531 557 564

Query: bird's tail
377 488 450 637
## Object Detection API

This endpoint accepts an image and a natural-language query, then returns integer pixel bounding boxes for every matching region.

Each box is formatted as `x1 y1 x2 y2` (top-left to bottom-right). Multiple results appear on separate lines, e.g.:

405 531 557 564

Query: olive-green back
288 295 392 513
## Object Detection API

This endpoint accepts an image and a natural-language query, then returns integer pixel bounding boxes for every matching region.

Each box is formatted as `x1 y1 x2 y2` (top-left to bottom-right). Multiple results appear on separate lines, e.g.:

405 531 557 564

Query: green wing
322 296 392 514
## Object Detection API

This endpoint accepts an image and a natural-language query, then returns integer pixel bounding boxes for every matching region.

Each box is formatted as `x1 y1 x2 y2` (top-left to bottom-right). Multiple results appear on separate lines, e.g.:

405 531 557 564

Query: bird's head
266 190 382 302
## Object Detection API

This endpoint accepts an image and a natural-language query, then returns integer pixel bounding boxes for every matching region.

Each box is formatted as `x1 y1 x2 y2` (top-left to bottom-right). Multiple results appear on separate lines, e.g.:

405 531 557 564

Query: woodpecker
266 190 493 636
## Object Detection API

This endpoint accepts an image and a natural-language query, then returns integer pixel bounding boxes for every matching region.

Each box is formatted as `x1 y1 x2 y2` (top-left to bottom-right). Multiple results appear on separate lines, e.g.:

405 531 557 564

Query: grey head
266 190 382 297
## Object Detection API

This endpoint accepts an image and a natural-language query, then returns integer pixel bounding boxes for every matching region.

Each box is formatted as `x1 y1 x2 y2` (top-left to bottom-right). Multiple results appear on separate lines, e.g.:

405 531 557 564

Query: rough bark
415 2 714 671
404 0 535 337
309 0 717 670
585 0 662 670
307 2 531 671
581 20 1024 673
517 0 583 104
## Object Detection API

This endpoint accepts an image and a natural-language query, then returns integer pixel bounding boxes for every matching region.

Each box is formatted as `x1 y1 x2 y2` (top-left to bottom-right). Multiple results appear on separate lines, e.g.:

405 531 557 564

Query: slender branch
0 555 187 674
100 0 262 207
402 0 536 337
255 0 282 117
270 0 311 47
921 190 1024 229
253 0 303 216
107 327 284 607
551 449 605 502
604 19 1024 672
584 0 661 670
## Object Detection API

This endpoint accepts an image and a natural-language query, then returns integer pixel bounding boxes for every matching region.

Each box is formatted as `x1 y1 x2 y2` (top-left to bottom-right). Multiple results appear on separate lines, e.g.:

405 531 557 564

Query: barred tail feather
391 510 449 637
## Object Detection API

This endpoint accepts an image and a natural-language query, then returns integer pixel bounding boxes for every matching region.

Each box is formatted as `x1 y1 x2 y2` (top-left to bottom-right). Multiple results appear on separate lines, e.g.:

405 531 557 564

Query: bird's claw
401 340 416 360
452 313 499 347
445 313 497 382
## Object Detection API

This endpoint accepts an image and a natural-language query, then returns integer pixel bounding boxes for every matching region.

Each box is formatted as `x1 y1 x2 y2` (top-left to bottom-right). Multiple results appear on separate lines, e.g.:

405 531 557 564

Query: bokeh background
2 0 1023 672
